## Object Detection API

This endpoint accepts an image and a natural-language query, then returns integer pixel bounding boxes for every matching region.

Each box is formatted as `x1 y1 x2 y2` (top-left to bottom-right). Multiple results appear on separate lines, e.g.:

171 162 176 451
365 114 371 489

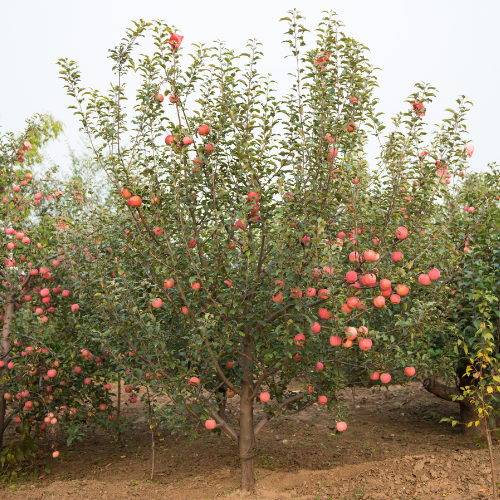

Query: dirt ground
1 381 498 499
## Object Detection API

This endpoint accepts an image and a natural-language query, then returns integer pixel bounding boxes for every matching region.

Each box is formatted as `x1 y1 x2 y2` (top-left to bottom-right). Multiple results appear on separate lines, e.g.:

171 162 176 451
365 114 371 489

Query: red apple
428 268 440 280
336 421 347 432
318 308 331 320
121 188 132 199
259 392 270 403
418 274 431 285
346 297 359 309
345 327 357 339
395 226 408 239
205 419 216 430
329 335 341 346
311 322 321 334
359 338 372 351
390 294 401 304
198 125 210 135
349 251 360 262
127 196 142 207
152 298 163 308
294 334 306 346
395 284 409 296
391 251 403 262
363 250 377 262
345 271 358 283
379 279 391 291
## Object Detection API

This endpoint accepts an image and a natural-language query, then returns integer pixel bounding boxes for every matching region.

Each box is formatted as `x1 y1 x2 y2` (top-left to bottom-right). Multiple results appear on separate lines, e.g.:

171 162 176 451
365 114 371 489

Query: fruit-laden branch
253 390 309 437
160 236 243 397
210 408 239 442
264 298 327 324
249 367 281 400
422 377 461 402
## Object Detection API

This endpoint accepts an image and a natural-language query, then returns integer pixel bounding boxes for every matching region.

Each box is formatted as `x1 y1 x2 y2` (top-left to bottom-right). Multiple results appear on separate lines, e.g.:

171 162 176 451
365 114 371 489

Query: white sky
1 0 498 172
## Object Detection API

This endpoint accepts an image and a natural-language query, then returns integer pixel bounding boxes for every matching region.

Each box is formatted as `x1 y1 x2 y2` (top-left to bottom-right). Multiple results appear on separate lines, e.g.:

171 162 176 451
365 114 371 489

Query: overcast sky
1 0 498 172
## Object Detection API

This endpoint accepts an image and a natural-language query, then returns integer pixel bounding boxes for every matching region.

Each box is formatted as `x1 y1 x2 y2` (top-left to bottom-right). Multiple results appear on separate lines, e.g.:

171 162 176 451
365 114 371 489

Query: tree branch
422 377 460 403
211 408 239 442
253 390 309 437
264 298 325 324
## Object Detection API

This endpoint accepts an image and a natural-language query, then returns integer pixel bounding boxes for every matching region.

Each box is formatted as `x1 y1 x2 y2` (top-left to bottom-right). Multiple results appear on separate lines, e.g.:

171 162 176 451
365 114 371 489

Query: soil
1 381 498 499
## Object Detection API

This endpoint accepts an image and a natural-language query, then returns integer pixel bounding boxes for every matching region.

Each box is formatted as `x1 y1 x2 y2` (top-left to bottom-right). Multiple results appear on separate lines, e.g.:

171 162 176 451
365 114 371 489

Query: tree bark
422 377 486 436
461 403 486 437
239 335 255 493
0 295 15 449
0 395 5 448
117 374 121 422
217 390 227 420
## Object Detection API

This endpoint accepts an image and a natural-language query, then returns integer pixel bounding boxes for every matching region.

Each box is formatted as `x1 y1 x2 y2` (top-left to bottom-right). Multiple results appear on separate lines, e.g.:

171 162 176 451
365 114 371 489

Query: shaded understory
1 382 497 499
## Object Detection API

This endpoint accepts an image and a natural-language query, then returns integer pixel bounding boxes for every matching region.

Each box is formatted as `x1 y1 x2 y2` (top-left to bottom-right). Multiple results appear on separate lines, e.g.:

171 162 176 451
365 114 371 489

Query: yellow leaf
487 386 493 393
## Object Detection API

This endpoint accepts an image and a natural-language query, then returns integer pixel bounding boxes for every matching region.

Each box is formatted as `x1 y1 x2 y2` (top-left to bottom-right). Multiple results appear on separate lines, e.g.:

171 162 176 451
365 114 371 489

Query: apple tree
416 166 500 435
0 119 116 473
58 11 477 490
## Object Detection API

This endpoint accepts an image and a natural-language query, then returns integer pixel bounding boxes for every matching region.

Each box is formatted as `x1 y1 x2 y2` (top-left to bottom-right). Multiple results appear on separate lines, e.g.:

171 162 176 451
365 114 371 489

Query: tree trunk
422 377 487 437
0 395 5 448
217 391 227 420
239 335 255 493
117 374 121 422
0 295 14 449
461 403 486 437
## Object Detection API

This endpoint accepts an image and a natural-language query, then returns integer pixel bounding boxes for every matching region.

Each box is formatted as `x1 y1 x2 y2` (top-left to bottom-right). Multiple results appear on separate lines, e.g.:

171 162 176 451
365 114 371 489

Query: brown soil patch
1 382 497 499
